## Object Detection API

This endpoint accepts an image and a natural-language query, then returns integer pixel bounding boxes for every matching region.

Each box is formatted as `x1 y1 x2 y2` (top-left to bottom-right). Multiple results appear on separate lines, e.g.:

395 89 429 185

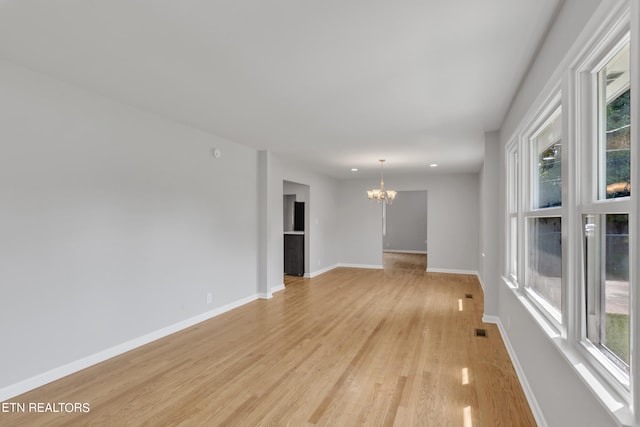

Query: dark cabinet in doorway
284 233 304 276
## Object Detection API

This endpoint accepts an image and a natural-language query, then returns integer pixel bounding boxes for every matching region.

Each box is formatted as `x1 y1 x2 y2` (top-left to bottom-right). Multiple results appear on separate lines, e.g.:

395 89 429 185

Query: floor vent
474 328 487 337
465 294 473 299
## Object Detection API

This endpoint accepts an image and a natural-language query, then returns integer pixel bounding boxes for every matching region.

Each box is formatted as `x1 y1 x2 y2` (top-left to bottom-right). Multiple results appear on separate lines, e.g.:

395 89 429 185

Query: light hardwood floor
2 268 535 426
383 252 427 271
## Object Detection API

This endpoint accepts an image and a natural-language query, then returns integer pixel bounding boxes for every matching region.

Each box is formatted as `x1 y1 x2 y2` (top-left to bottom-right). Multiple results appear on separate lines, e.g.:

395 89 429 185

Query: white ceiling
0 0 561 179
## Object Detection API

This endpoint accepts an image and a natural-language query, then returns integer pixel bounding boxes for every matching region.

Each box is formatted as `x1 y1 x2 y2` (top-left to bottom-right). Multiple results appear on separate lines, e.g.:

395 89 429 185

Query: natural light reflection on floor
462 367 469 385
463 406 472 427
458 299 463 311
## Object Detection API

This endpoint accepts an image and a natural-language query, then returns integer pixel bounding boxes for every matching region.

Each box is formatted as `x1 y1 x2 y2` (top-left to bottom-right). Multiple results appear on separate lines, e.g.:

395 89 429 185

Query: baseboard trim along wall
338 263 384 270
308 263 340 278
271 284 286 293
308 263 384 278
0 293 260 402
426 267 479 276
482 315 548 427
382 250 427 254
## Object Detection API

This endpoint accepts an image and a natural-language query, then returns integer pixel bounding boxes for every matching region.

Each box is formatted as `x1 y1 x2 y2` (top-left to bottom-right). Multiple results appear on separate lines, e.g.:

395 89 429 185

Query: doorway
382 190 428 271
283 180 310 277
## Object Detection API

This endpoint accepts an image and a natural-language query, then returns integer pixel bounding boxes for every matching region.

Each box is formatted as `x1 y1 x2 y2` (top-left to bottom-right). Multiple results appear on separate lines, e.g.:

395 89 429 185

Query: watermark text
1 402 90 414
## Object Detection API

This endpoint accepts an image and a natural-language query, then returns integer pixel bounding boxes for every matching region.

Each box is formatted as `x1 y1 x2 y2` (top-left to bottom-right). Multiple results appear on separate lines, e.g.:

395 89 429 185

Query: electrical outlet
207 292 213 304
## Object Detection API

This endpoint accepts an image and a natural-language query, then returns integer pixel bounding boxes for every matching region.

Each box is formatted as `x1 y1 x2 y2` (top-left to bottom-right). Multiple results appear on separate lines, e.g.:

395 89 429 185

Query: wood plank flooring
1 268 535 426
383 252 427 271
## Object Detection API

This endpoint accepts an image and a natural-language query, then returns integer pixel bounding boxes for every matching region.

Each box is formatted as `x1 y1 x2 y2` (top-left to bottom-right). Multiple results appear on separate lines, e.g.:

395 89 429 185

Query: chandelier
367 160 397 204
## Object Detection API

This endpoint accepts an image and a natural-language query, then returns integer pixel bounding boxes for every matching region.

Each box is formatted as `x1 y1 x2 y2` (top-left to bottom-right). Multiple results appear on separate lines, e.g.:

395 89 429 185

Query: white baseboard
0 293 259 402
383 250 427 254
271 284 286 293
338 263 384 270
483 316 548 427
308 263 386 278
309 263 388 278
309 263 481 278
482 314 500 325
426 267 479 276
308 263 340 278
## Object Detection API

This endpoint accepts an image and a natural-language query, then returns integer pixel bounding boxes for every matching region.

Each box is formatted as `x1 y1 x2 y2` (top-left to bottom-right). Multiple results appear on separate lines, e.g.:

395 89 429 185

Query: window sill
501 277 636 426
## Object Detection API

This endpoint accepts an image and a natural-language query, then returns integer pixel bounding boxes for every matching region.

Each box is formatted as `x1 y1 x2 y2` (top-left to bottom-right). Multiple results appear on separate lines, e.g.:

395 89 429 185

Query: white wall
498 286 618 427
336 179 385 267
495 0 622 426
383 190 428 252
338 173 480 273
0 61 258 390
257 150 272 297
500 0 602 142
283 181 309 203
480 132 499 316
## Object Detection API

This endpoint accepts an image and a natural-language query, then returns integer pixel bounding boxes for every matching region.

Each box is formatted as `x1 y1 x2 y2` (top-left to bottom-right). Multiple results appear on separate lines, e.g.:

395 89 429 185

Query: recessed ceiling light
351 168 358 172
430 163 438 167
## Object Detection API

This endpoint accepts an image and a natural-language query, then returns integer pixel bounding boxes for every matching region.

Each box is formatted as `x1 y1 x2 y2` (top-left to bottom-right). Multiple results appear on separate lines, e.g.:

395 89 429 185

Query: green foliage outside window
606 89 630 198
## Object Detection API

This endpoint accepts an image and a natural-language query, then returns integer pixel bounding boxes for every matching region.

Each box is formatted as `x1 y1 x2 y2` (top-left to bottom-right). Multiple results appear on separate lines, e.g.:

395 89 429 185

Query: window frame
506 143 520 285
521 93 565 328
575 23 633 397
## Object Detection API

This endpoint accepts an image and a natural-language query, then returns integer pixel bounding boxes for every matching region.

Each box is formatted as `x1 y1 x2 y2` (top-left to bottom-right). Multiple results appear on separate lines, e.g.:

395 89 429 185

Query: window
581 37 632 379
584 214 630 369
527 217 562 314
522 103 563 323
504 1 635 418
532 109 562 209
598 43 631 200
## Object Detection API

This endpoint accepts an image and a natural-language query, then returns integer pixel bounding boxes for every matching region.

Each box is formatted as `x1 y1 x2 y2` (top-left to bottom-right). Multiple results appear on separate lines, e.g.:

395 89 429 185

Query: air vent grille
474 328 487 337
